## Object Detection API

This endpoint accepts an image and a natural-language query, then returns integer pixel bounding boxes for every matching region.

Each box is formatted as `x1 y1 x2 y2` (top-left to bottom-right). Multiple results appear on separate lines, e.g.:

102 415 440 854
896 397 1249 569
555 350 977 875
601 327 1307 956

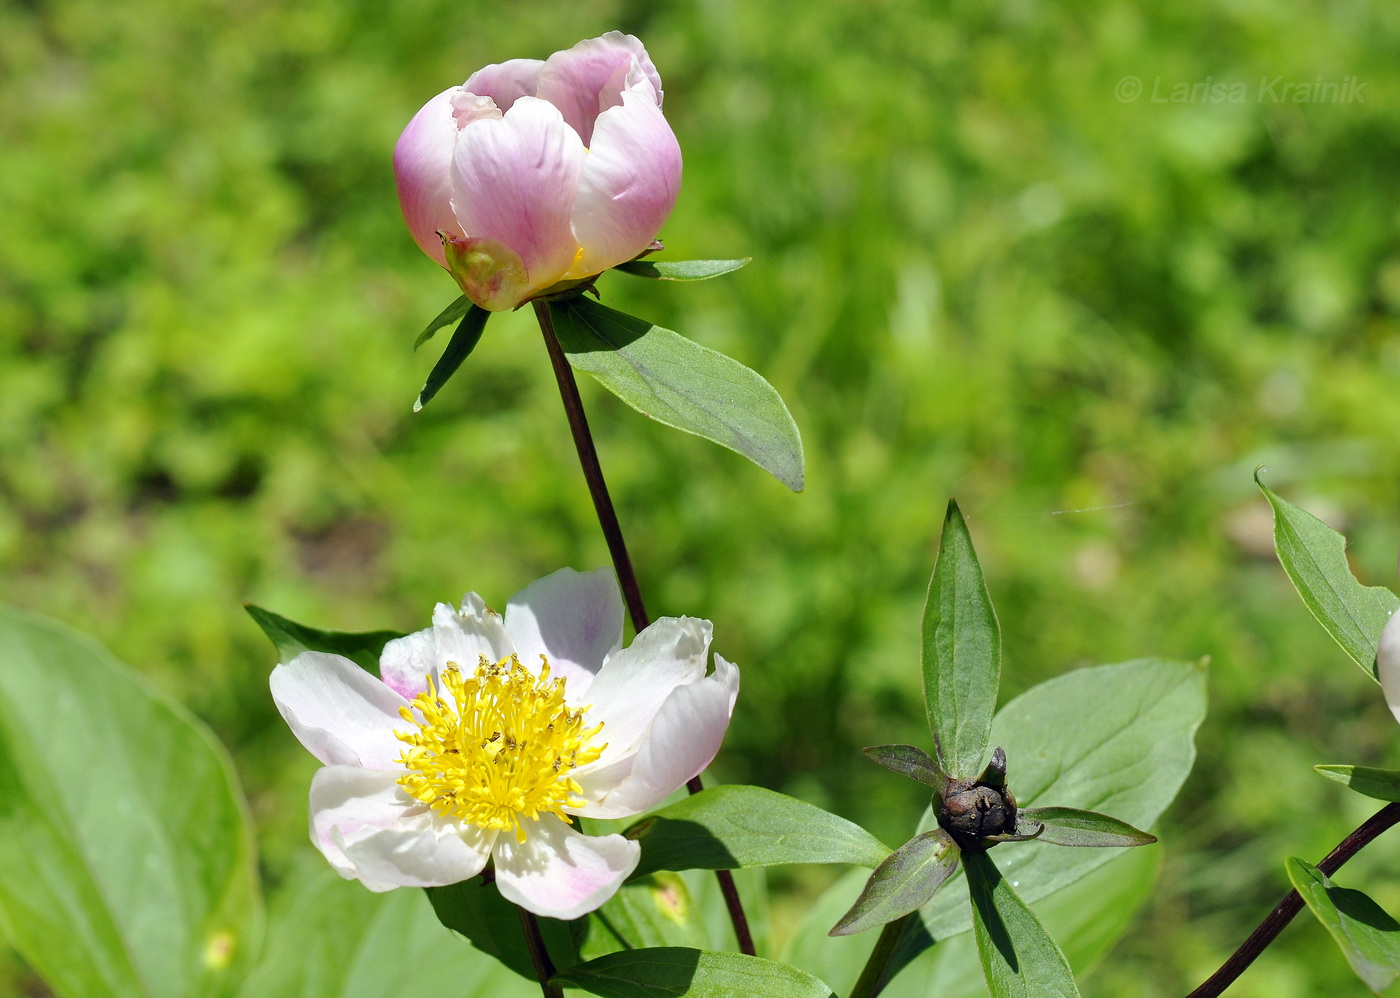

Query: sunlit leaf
1315 765 1400 802
965 852 1079 998
923 500 1001 781
0 604 262 998
1016 807 1156 848
414 295 470 349
414 303 491 411
548 297 804 491
426 877 577 982
1288 857 1400 994
554 947 837 998
1258 473 1398 680
613 258 751 281
624 785 889 879
244 605 403 673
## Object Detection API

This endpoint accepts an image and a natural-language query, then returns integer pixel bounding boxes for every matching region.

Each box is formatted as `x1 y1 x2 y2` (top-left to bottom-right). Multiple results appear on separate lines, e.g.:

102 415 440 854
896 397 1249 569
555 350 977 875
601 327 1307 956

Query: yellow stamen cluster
395 655 604 841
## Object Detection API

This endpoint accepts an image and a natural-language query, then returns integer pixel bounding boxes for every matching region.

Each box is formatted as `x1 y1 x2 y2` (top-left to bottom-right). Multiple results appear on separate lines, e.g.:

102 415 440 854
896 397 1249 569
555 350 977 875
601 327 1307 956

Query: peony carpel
270 568 737 919
394 32 682 312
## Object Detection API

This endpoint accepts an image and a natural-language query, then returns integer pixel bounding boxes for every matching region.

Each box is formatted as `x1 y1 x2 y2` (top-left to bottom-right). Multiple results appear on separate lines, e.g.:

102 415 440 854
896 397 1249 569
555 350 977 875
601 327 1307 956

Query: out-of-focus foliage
3 0 1400 994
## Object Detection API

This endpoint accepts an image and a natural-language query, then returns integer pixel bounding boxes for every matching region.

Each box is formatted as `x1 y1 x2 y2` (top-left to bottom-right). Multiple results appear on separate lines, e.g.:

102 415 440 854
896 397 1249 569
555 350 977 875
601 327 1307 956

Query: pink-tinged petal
434 594 516 671
1379 611 1400 724
442 233 533 312
536 32 662 146
394 88 466 268
464 58 545 111
493 814 639 918
271 652 409 769
572 654 738 818
449 97 584 294
307 766 409 889
573 616 710 764
504 567 624 693
379 627 436 700
569 90 681 278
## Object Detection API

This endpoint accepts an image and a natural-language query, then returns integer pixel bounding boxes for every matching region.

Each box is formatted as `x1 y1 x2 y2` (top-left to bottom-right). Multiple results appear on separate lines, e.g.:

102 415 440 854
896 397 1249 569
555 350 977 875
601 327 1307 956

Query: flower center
394 655 604 840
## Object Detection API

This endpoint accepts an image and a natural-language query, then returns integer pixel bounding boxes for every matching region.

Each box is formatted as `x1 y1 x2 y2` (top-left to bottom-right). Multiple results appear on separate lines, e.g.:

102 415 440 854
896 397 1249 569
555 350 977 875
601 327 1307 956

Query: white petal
271 652 408 769
434 593 515 671
572 653 738 818
576 617 711 763
393 88 464 267
535 32 662 146
463 58 545 111
504 567 624 694
379 627 436 699
1379 610 1400 724
449 96 584 292
492 814 639 918
570 89 681 278
308 766 410 888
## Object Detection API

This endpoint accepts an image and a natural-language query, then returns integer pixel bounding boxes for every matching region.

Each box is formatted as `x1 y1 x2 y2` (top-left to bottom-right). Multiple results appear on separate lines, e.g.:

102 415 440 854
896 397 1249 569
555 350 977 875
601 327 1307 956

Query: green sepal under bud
864 743 950 793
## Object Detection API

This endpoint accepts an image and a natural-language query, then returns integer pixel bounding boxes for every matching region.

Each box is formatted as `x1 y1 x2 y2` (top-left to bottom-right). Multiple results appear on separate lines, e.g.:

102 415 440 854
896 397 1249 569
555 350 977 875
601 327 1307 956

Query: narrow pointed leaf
1315 765 1400 802
864 744 949 790
1287 857 1400 993
1016 808 1156 848
553 947 837 998
624 785 889 878
1258 473 1398 680
0 604 262 998
413 303 491 412
923 500 1001 780
614 258 751 281
830 828 960 936
414 295 470 349
548 296 804 491
965 852 1080 998
244 605 404 673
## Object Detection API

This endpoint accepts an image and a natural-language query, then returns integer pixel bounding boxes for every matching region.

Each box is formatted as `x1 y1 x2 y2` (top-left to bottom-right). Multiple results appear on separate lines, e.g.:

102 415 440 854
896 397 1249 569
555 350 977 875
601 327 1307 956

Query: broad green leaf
548 296 804 491
1315 765 1400 802
964 852 1079 998
414 294 470 349
923 500 1001 780
830 829 960 936
613 258 751 281
1016 808 1156 848
238 866 537 997
783 841 1159 998
413 303 491 411
897 658 1203 957
0 603 261 998
624 785 890 879
1287 857 1400 994
580 874 711 961
864 744 949 790
553 947 837 998
427 877 577 982
1258 473 1398 680
244 604 404 672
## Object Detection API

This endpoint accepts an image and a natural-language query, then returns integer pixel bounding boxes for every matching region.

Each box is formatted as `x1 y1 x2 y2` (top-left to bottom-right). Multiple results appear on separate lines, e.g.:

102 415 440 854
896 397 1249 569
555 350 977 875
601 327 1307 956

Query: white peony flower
270 567 738 919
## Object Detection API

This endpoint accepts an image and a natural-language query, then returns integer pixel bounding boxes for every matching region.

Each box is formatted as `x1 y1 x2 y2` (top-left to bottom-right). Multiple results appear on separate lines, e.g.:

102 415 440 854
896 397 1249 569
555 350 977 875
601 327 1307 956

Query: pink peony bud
394 32 682 311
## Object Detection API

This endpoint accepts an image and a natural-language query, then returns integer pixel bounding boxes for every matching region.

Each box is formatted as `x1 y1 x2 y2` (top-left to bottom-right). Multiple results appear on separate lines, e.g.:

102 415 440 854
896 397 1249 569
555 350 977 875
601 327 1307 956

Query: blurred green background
4 0 1400 993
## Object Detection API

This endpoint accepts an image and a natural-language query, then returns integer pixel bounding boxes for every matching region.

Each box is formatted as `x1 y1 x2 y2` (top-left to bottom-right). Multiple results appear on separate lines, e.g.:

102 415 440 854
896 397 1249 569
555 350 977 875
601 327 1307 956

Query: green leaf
414 295 470 349
244 604 404 673
1257 473 1398 680
613 258 751 281
1315 765 1400 802
923 500 1001 780
553 948 837 998
897 658 1203 956
864 744 949 790
830 829 960 936
964 852 1080 998
413 303 491 412
547 296 804 491
624 785 890 879
1016 808 1157 848
1287 857 1400 994
580 874 711 961
782 839 1159 998
238 866 537 997
0 603 262 998
426 877 577 982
